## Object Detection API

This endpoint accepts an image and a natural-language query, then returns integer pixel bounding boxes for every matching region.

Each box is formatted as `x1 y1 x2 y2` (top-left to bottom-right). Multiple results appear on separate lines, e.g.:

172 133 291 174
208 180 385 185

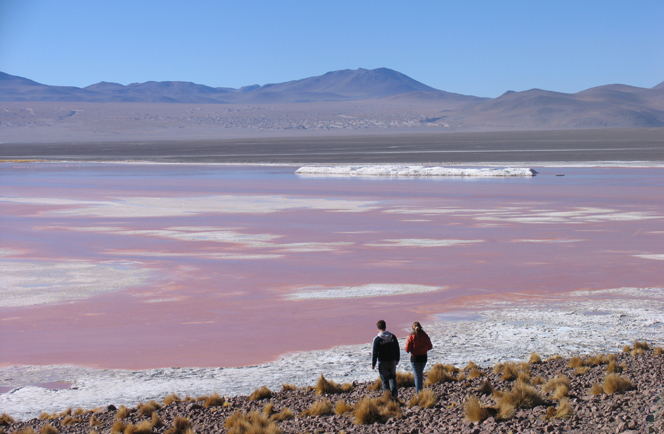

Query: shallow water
1 163 663 369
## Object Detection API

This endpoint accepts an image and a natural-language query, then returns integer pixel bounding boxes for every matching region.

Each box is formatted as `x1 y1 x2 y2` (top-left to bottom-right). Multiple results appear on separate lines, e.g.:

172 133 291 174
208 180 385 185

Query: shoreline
2 285 662 421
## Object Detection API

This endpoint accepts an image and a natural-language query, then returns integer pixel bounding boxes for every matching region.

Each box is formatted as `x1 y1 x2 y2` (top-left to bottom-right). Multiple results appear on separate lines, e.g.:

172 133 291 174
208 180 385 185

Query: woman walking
404 321 433 394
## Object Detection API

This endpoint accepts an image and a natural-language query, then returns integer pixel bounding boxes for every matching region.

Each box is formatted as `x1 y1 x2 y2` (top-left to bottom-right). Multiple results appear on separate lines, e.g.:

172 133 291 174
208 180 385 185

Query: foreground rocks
2 348 663 434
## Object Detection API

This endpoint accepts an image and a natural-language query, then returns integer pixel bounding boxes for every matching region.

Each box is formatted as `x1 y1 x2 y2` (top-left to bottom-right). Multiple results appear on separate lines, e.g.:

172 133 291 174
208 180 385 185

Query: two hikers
371 320 433 397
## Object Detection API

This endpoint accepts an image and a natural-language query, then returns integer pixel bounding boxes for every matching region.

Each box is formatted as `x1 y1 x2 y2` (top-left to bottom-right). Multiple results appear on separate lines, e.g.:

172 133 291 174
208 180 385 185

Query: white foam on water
633 254 664 261
1 286 662 421
285 283 444 300
364 239 484 248
0 260 152 307
296 165 537 177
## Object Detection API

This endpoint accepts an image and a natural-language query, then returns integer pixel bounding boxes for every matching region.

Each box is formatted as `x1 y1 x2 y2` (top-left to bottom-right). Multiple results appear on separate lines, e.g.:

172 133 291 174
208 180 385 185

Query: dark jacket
372 331 400 368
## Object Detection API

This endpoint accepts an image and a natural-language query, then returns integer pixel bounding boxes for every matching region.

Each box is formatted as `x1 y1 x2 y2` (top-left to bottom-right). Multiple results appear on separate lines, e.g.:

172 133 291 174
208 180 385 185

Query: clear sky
1 0 662 97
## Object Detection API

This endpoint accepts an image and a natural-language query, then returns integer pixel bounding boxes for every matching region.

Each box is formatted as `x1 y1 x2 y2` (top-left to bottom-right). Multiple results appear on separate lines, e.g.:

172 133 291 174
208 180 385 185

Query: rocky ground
2 346 662 434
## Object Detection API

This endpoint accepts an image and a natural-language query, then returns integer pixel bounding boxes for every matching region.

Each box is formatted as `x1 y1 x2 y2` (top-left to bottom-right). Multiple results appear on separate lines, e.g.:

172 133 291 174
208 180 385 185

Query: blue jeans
377 360 398 398
411 361 427 393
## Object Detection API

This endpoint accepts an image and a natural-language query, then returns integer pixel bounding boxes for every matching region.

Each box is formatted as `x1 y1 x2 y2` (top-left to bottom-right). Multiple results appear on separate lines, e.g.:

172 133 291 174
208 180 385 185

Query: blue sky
1 0 662 97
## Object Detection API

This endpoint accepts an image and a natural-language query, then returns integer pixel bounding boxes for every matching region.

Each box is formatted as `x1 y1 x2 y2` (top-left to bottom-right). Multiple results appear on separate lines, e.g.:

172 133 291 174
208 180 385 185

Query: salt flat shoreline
2 286 662 421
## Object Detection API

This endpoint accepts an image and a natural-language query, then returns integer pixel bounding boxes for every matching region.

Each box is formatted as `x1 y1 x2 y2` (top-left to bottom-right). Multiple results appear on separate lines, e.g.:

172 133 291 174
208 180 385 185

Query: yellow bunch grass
162 393 182 405
622 345 631 353
477 379 494 396
124 420 154 434
262 403 274 416
568 356 584 369
225 411 282 434
58 409 71 417
464 395 495 423
606 360 622 373
456 372 467 382
39 413 52 420
151 412 163 428
137 401 161 416
164 416 193 434
61 416 82 425
40 425 58 434
589 383 604 396
0 414 15 425
542 375 571 394
603 374 633 394
12 429 35 434
203 392 225 407
464 361 478 371
270 408 294 422
353 393 402 425
528 353 542 364
468 368 484 379
531 376 545 385
315 374 350 395
575 367 590 376
111 420 126 434
334 400 354 415
396 372 415 387
546 354 563 361
408 389 437 409
495 382 545 420
424 364 456 386
116 406 130 420
248 386 272 401
300 399 334 417
280 384 297 392
89 415 103 427
633 340 649 350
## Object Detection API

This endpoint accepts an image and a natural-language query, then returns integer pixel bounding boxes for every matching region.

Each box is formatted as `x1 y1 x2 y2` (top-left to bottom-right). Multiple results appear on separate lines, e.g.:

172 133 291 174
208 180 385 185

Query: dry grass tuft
89 415 103 427
606 360 622 373
622 344 631 353
368 378 382 392
531 376 544 386
225 411 282 434
575 367 590 376
516 372 531 385
151 412 163 428
408 389 437 409
301 399 334 417
39 413 52 420
137 401 161 416
552 384 570 400
655 347 663 355
464 394 495 423
477 379 494 396
396 372 415 388
162 393 182 406
58 408 71 417
12 428 35 434
546 354 563 362
528 353 542 364
493 362 525 382
464 361 478 371
603 374 634 394
111 420 126 434
553 398 573 419
315 374 348 395
468 367 484 379
589 383 604 396
634 340 649 350
0 414 15 426
40 425 58 434
248 386 273 401
280 383 297 392
334 400 354 415
353 393 402 425
424 364 456 386
124 420 154 434
542 375 571 394
263 403 274 416
203 392 225 407
456 372 467 382
495 382 545 420
116 405 130 420
568 356 584 369
73 408 86 416
164 416 192 434
61 416 82 426
270 408 294 422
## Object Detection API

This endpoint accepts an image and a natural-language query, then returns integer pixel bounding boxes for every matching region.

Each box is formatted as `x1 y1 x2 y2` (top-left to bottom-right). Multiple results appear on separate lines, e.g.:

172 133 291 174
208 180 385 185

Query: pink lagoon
1 163 663 371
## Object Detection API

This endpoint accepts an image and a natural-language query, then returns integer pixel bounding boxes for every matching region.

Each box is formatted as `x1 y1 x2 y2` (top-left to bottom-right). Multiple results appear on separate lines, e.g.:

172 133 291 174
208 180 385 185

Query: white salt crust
285 283 444 300
1 286 662 420
296 165 537 177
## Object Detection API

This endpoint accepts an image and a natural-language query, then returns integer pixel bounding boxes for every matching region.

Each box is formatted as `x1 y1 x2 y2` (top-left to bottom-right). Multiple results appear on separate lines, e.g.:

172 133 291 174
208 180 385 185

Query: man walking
371 319 400 399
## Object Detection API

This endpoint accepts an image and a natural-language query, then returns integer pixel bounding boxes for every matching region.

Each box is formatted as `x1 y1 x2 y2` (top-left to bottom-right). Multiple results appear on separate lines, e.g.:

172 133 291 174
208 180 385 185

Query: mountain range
1 68 663 140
